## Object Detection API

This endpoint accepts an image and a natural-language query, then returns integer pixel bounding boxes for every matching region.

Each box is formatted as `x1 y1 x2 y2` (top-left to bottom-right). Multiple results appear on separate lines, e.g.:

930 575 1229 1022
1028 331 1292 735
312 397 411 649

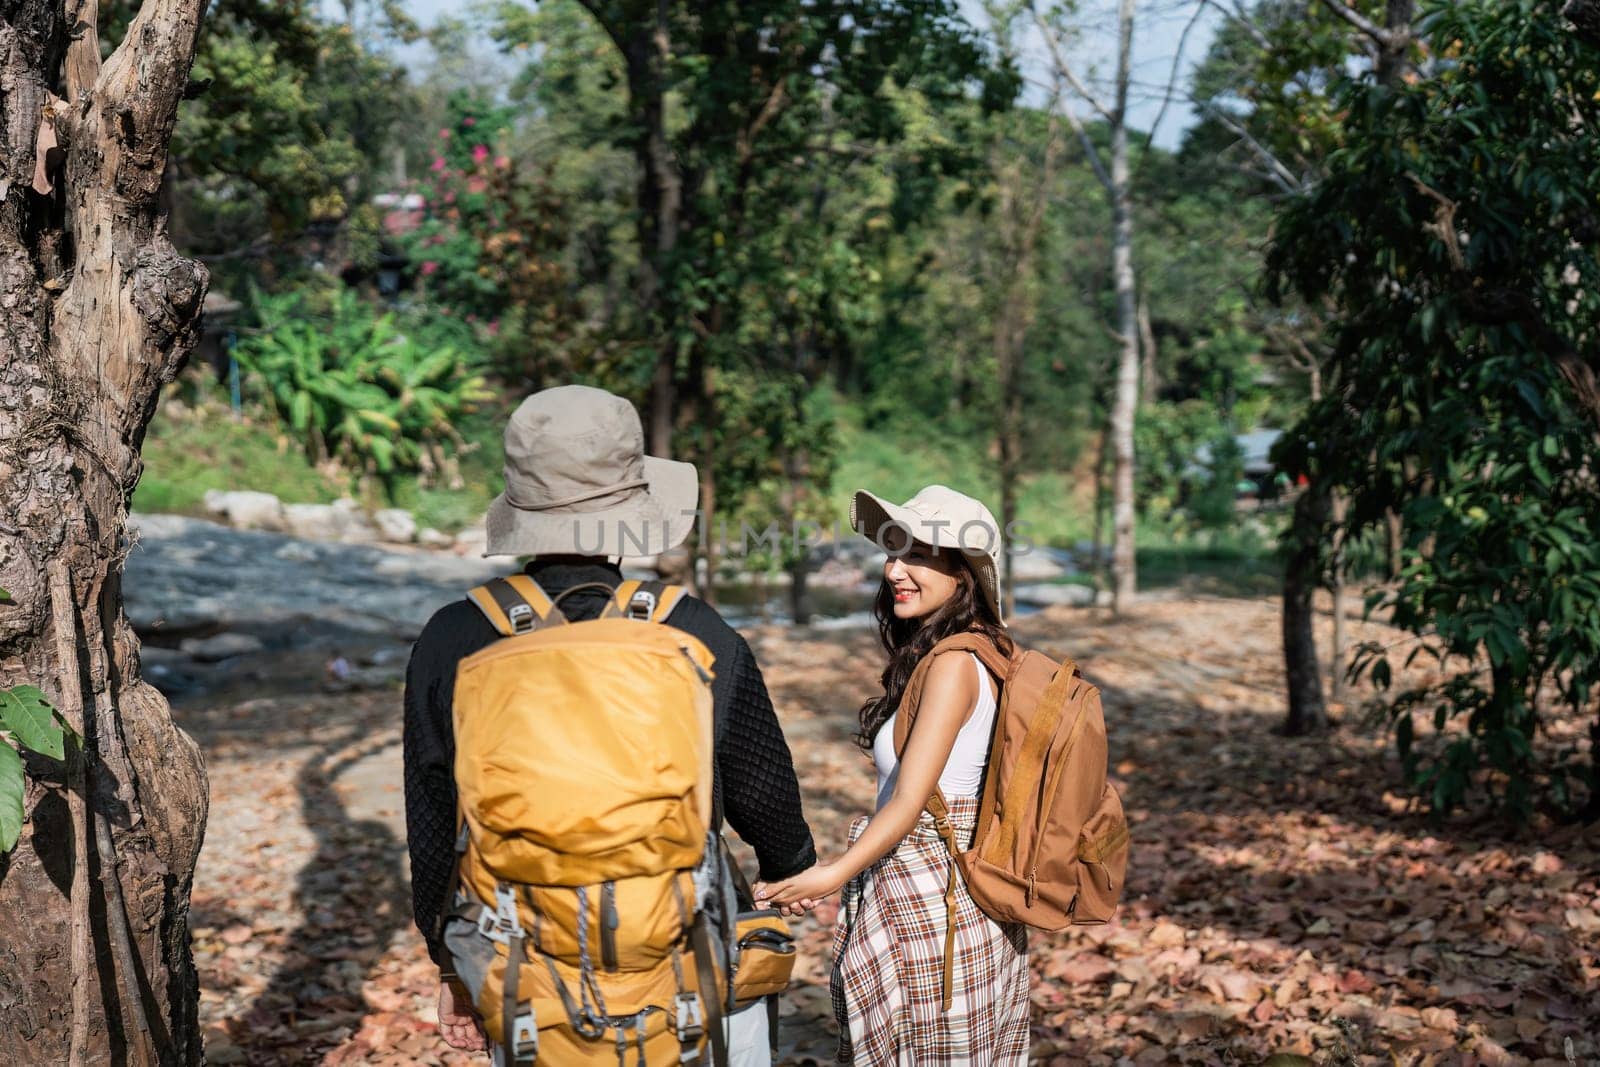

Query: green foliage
0 685 74 854
402 91 590 388
235 286 494 496
133 394 341 515
1269 0 1600 818
108 0 417 277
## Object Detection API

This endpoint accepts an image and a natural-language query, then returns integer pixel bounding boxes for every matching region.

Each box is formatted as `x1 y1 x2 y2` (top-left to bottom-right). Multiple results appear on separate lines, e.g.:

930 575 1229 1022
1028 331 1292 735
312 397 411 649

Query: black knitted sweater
402 559 817 966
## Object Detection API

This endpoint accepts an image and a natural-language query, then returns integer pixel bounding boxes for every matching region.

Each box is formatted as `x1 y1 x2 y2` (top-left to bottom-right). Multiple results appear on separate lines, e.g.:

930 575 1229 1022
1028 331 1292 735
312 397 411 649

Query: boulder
1008 548 1073 583
374 508 417 544
452 523 489 558
180 632 267 662
283 503 346 543
1014 583 1095 608
417 527 455 549
201 490 287 533
331 498 380 544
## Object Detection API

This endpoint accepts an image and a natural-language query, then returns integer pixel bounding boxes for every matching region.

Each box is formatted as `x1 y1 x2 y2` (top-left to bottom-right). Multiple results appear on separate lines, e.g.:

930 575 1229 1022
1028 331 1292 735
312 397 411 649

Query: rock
811 556 872 589
374 508 417 544
179 632 266 662
201 490 288 533
1009 548 1074 583
452 523 488 558
331 498 380 544
417 526 454 549
1014 583 1095 608
283 503 346 542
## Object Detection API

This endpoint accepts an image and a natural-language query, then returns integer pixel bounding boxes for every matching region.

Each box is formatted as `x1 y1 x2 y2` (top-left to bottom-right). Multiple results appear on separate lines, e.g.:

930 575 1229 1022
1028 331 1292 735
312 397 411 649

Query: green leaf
0 686 64 761
0 585 9 602
0 741 22 853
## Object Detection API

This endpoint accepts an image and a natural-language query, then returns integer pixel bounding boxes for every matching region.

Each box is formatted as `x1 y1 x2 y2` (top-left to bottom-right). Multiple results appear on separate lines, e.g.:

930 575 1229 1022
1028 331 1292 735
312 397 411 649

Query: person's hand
753 863 844 910
438 978 488 1051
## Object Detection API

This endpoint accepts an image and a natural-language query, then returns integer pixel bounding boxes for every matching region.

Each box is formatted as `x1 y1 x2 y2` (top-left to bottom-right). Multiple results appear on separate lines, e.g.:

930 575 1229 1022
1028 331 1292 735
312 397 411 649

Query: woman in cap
753 485 1030 1064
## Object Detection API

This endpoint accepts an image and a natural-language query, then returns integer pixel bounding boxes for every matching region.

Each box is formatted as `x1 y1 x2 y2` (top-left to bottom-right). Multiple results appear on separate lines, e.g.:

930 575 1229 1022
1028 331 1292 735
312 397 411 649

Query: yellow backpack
438 575 748 1066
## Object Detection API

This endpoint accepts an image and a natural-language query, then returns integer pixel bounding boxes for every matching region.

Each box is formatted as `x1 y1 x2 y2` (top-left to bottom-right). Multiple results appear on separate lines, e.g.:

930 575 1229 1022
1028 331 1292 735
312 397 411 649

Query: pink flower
463 117 477 127
444 192 457 204
466 177 487 194
472 144 489 165
439 128 451 139
430 156 446 172
487 319 501 337
420 261 438 276
494 156 510 169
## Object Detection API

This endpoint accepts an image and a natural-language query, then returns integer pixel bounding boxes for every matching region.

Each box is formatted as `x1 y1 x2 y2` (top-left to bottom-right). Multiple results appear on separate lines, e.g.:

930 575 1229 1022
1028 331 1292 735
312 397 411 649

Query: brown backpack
893 633 1129 1007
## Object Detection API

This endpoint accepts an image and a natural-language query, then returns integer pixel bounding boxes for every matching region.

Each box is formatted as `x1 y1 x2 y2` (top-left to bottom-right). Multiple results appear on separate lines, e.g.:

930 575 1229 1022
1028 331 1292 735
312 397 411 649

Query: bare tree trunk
582 0 681 456
0 1 211 1062
1108 0 1140 614
1282 485 1330 735
1329 493 1347 704
1282 358 1327 733
1092 417 1111 592
1385 508 1403 578
1138 292 1158 402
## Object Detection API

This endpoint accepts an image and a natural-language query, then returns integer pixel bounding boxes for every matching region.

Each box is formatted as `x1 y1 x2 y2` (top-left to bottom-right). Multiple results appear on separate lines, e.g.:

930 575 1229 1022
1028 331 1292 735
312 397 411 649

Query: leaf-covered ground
181 596 1598 1066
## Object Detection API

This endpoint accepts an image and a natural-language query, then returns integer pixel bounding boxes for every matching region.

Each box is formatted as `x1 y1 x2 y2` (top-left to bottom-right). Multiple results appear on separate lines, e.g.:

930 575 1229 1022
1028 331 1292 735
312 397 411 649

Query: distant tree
1269 0 1600 817
1033 0 1144 613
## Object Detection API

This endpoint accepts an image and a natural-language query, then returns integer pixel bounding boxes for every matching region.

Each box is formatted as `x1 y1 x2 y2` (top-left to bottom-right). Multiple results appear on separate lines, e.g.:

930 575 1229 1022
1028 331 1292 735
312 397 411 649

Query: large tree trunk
585 0 681 457
0 1 211 1063
1282 485 1331 735
1108 0 1140 614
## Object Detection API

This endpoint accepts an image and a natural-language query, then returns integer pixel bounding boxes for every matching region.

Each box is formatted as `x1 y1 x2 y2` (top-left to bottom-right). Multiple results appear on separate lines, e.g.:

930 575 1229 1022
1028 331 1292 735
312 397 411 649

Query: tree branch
64 0 102 104
1144 0 1209 152
1197 99 1302 194
1029 3 1115 123
96 0 208 201
1322 0 1394 46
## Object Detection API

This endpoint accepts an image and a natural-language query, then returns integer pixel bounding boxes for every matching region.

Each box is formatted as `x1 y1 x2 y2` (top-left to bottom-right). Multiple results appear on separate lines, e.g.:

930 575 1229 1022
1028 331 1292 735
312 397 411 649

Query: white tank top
872 654 997 811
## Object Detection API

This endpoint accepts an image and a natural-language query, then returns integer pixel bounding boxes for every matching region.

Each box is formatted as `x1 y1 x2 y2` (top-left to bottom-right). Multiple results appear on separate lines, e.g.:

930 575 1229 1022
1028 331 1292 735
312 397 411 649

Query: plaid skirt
829 796 1031 1065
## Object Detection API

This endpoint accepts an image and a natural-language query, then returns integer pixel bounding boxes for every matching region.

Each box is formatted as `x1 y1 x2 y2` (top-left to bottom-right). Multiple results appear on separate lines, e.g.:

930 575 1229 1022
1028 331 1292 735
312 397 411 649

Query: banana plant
236 288 493 491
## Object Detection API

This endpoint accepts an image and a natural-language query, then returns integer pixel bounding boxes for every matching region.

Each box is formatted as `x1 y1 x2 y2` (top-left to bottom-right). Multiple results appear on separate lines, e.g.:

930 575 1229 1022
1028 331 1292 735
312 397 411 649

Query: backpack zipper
679 646 712 684
600 881 619 972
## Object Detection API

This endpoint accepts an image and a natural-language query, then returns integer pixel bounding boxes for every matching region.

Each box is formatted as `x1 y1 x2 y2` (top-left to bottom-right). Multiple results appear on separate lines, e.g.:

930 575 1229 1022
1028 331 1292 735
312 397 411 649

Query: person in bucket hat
754 484 1030 1064
403 385 816 1064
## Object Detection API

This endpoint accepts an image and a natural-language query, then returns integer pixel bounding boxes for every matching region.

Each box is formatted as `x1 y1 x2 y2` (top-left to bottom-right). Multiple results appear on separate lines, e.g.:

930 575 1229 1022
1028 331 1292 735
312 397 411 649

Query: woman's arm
754 652 977 907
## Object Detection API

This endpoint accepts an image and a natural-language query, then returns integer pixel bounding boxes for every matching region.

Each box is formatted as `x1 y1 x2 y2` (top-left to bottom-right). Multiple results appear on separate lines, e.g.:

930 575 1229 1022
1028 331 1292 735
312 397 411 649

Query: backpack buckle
627 590 657 621
507 603 536 634
673 992 704 1046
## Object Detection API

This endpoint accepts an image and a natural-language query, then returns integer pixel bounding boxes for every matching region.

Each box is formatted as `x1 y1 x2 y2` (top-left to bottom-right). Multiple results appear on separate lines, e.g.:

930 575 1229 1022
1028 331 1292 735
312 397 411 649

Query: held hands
437 978 488 1052
752 862 844 916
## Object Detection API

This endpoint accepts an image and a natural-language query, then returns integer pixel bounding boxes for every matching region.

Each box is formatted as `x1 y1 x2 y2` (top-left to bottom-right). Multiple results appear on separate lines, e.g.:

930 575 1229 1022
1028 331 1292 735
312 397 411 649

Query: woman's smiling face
881 525 960 620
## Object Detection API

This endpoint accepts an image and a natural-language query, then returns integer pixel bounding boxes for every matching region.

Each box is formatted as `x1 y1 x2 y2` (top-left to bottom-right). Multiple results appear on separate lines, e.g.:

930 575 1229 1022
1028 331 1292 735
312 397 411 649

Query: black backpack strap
466 575 563 636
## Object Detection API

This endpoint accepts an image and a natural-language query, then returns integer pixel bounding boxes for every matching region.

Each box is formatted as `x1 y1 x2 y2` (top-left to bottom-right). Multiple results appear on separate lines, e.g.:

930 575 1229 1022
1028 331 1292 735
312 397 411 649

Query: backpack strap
466 575 563 636
601 579 686 623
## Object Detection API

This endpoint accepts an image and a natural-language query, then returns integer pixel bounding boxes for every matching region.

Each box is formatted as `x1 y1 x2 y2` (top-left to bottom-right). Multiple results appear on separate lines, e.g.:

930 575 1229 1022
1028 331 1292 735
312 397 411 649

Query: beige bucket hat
484 386 699 558
850 484 1005 624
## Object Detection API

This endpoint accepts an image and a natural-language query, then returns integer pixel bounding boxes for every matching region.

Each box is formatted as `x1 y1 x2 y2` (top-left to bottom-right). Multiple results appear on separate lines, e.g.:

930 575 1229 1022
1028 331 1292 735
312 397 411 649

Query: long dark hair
856 550 1012 750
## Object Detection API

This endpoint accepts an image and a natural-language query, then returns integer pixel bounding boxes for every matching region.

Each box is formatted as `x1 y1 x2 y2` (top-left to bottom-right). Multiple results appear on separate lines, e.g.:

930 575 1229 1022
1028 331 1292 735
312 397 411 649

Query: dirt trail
182 596 1598 1066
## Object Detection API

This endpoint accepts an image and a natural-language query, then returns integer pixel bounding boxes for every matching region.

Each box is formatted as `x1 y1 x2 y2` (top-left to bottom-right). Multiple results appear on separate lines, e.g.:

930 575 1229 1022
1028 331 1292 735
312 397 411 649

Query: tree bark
1108 0 1141 614
581 0 682 456
1282 485 1330 735
0 1 211 1061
